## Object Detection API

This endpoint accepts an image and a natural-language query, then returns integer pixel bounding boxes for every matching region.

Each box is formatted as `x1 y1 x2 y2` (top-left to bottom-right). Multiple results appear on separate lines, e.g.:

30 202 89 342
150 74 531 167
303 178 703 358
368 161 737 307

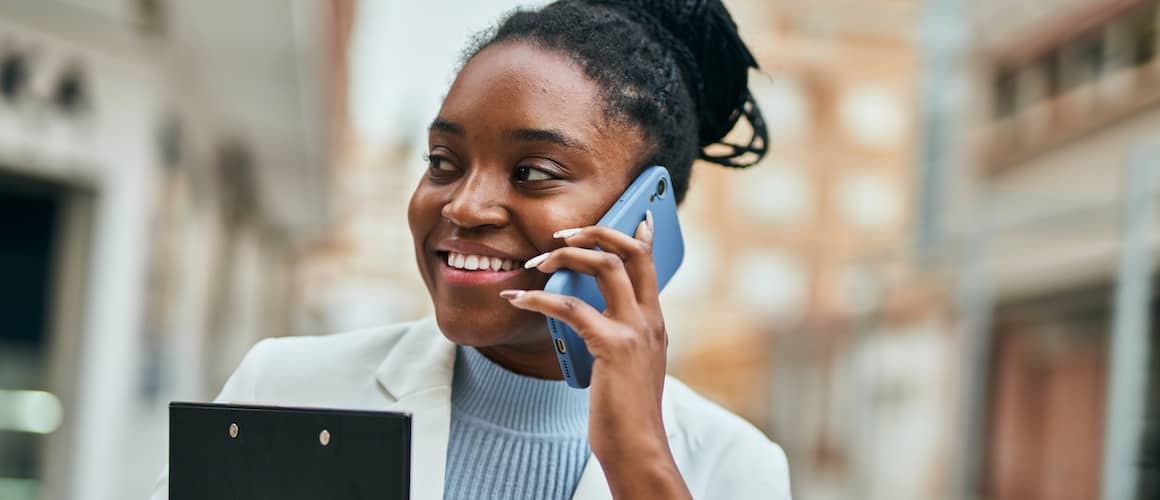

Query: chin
433 304 546 348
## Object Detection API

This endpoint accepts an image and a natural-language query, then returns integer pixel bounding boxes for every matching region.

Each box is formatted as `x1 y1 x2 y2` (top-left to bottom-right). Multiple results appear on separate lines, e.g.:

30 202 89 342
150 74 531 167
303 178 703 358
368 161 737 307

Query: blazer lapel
375 317 457 500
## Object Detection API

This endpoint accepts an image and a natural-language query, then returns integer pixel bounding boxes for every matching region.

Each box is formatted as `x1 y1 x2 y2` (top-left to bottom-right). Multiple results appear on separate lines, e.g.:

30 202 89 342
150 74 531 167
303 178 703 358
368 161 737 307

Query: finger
554 223 659 308
529 246 638 317
500 289 612 342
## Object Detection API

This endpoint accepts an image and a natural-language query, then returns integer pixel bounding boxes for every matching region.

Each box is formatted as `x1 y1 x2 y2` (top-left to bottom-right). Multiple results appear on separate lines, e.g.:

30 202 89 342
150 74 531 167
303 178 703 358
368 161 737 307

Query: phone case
543 165 684 388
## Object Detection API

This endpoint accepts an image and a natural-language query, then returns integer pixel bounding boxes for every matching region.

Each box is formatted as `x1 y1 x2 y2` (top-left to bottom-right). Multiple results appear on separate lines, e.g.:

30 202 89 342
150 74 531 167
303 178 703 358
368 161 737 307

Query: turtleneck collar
451 345 589 435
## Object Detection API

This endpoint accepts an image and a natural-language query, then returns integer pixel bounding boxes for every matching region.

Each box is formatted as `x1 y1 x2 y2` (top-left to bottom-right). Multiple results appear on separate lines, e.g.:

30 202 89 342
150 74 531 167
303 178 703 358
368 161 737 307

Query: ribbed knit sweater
443 346 591 500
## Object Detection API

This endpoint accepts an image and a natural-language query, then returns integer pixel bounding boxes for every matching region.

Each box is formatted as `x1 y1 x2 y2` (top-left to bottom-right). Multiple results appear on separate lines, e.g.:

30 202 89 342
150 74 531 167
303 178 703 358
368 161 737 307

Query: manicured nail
553 228 583 239
499 290 525 300
524 252 551 269
645 209 654 231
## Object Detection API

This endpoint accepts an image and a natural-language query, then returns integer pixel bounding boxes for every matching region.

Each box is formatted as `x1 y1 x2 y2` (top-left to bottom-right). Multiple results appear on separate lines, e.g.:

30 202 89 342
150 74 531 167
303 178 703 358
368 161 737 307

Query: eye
424 153 459 177
513 165 555 183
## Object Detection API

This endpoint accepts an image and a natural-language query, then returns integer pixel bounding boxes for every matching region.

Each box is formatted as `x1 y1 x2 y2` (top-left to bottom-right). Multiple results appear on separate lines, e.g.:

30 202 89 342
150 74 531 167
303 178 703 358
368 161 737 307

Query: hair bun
584 0 767 168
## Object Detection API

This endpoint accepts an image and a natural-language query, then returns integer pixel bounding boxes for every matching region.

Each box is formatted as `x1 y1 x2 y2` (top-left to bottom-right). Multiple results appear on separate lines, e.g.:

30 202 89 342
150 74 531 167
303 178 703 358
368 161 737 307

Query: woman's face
408 41 647 351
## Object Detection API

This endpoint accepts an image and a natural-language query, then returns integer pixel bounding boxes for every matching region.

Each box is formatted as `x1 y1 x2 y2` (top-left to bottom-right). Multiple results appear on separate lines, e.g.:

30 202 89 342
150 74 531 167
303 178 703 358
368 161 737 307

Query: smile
437 251 528 287
444 251 524 271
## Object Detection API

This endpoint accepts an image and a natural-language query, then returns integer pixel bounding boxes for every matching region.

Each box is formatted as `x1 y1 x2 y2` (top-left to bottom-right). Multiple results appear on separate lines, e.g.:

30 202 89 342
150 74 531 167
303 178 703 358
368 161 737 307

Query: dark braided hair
463 0 767 205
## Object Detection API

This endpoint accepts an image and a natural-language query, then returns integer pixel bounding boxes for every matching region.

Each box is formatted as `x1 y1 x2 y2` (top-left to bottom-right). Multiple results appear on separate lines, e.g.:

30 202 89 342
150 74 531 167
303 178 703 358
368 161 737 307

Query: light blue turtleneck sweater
443 346 591 500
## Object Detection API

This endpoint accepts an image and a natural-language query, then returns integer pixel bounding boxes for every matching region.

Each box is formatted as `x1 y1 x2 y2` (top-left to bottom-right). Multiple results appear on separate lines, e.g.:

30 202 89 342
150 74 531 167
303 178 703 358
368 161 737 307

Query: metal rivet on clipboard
319 429 330 446
229 423 239 438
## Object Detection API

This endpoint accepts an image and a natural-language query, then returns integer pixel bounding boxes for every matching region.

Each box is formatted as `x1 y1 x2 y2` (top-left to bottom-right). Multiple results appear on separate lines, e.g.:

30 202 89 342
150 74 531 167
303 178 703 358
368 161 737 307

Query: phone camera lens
656 178 667 198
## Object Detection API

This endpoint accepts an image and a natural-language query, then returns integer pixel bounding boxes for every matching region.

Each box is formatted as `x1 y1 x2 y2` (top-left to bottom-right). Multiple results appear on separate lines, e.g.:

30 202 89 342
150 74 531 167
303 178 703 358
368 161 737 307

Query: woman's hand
499 212 693 499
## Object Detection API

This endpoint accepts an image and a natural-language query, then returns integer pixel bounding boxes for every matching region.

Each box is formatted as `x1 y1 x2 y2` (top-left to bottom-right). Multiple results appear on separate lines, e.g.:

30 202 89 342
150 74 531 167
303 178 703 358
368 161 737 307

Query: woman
153 0 790 498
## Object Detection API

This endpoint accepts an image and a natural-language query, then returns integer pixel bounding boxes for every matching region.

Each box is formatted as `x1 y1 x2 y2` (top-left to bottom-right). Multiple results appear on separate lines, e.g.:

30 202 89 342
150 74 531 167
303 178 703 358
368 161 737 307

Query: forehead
439 41 608 141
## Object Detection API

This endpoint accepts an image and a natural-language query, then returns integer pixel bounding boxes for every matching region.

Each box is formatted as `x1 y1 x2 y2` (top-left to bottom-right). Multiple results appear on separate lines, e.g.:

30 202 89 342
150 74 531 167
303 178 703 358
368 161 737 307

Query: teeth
445 252 521 272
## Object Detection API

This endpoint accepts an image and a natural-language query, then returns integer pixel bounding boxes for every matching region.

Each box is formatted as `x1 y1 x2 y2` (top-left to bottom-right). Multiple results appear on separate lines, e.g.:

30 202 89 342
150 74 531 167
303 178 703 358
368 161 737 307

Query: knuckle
652 328 668 346
620 330 644 349
598 253 624 271
561 296 582 311
630 240 651 257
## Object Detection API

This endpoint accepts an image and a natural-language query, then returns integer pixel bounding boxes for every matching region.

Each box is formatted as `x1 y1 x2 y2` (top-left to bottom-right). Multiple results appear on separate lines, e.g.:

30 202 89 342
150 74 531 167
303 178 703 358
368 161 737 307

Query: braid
586 0 756 146
464 0 767 203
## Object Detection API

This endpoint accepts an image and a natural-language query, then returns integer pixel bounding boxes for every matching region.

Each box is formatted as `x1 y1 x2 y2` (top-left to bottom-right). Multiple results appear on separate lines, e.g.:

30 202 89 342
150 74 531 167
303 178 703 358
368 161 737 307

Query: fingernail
553 228 583 239
499 290 525 300
524 252 551 269
644 210 655 243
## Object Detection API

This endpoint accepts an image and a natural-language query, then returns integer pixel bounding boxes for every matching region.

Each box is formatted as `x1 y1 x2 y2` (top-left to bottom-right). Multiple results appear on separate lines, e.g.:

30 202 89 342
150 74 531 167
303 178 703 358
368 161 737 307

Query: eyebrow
509 128 590 152
429 117 590 153
429 117 464 135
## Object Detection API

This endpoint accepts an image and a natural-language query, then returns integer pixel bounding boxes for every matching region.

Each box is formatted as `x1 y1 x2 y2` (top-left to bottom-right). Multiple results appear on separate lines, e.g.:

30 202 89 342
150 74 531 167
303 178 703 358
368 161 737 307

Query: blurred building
947 0 1160 499
0 1 331 499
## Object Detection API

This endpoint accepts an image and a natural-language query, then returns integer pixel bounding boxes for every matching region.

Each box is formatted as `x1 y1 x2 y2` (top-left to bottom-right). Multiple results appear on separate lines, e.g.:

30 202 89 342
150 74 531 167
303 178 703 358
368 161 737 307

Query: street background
0 0 1157 499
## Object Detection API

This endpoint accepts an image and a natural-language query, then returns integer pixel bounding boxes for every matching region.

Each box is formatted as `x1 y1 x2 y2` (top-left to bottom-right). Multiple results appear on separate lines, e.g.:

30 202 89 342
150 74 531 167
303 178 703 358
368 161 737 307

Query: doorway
0 171 73 500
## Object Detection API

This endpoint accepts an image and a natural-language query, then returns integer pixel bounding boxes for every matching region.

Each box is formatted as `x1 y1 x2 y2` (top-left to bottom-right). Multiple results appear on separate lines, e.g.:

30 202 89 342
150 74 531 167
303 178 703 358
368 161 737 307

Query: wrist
597 439 691 500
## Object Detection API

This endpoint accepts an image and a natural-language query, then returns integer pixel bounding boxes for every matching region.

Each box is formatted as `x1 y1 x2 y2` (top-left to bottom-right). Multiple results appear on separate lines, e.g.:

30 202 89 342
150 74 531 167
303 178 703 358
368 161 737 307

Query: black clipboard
169 402 411 500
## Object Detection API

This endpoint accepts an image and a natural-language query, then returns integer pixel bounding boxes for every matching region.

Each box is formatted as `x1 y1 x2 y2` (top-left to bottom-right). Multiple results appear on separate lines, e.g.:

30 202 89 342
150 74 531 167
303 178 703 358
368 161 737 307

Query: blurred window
1015 61 1050 110
728 250 809 320
1132 4 1157 67
733 161 812 226
753 76 811 142
1103 18 1137 76
835 172 901 230
1059 34 1104 93
1040 53 1062 100
839 84 906 149
994 68 1018 119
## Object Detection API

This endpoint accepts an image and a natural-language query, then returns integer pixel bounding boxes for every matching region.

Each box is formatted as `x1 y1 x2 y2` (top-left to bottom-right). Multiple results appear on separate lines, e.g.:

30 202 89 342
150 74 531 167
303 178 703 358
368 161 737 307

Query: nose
441 171 509 230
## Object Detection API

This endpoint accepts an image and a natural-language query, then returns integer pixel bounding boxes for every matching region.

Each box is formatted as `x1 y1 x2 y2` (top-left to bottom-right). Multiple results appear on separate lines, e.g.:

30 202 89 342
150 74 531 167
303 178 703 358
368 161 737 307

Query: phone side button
555 338 567 354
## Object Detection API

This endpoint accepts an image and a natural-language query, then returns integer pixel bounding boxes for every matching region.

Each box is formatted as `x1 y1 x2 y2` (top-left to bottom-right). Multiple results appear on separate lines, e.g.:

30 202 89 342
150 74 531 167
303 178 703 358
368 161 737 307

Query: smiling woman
152 1 789 499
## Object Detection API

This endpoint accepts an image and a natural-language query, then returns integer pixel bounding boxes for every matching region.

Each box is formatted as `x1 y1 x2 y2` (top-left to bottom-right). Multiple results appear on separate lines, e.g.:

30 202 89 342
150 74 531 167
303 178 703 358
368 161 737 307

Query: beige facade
671 2 958 500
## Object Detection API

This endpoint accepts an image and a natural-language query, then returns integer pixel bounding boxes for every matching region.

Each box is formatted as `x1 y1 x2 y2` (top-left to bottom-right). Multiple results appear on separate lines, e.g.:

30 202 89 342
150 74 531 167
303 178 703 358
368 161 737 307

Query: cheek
407 183 441 241
525 189 619 246
542 204 599 229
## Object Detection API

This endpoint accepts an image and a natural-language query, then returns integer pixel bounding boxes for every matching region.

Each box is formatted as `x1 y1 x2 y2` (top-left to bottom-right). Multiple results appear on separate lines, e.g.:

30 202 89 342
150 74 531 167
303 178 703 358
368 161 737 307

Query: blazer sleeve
146 339 274 500
704 427 792 500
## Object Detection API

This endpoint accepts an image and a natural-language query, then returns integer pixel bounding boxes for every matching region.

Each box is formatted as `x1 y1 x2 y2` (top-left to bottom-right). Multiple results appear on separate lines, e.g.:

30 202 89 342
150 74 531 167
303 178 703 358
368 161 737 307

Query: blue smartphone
544 165 684 388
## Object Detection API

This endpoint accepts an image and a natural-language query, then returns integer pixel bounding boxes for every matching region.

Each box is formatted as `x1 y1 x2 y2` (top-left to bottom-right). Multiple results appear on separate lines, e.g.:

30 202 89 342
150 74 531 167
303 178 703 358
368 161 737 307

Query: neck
478 339 564 380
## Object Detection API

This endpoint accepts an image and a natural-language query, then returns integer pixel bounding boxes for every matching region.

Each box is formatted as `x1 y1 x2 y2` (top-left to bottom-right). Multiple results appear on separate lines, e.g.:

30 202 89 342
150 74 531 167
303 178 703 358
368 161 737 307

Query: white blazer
150 317 791 499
